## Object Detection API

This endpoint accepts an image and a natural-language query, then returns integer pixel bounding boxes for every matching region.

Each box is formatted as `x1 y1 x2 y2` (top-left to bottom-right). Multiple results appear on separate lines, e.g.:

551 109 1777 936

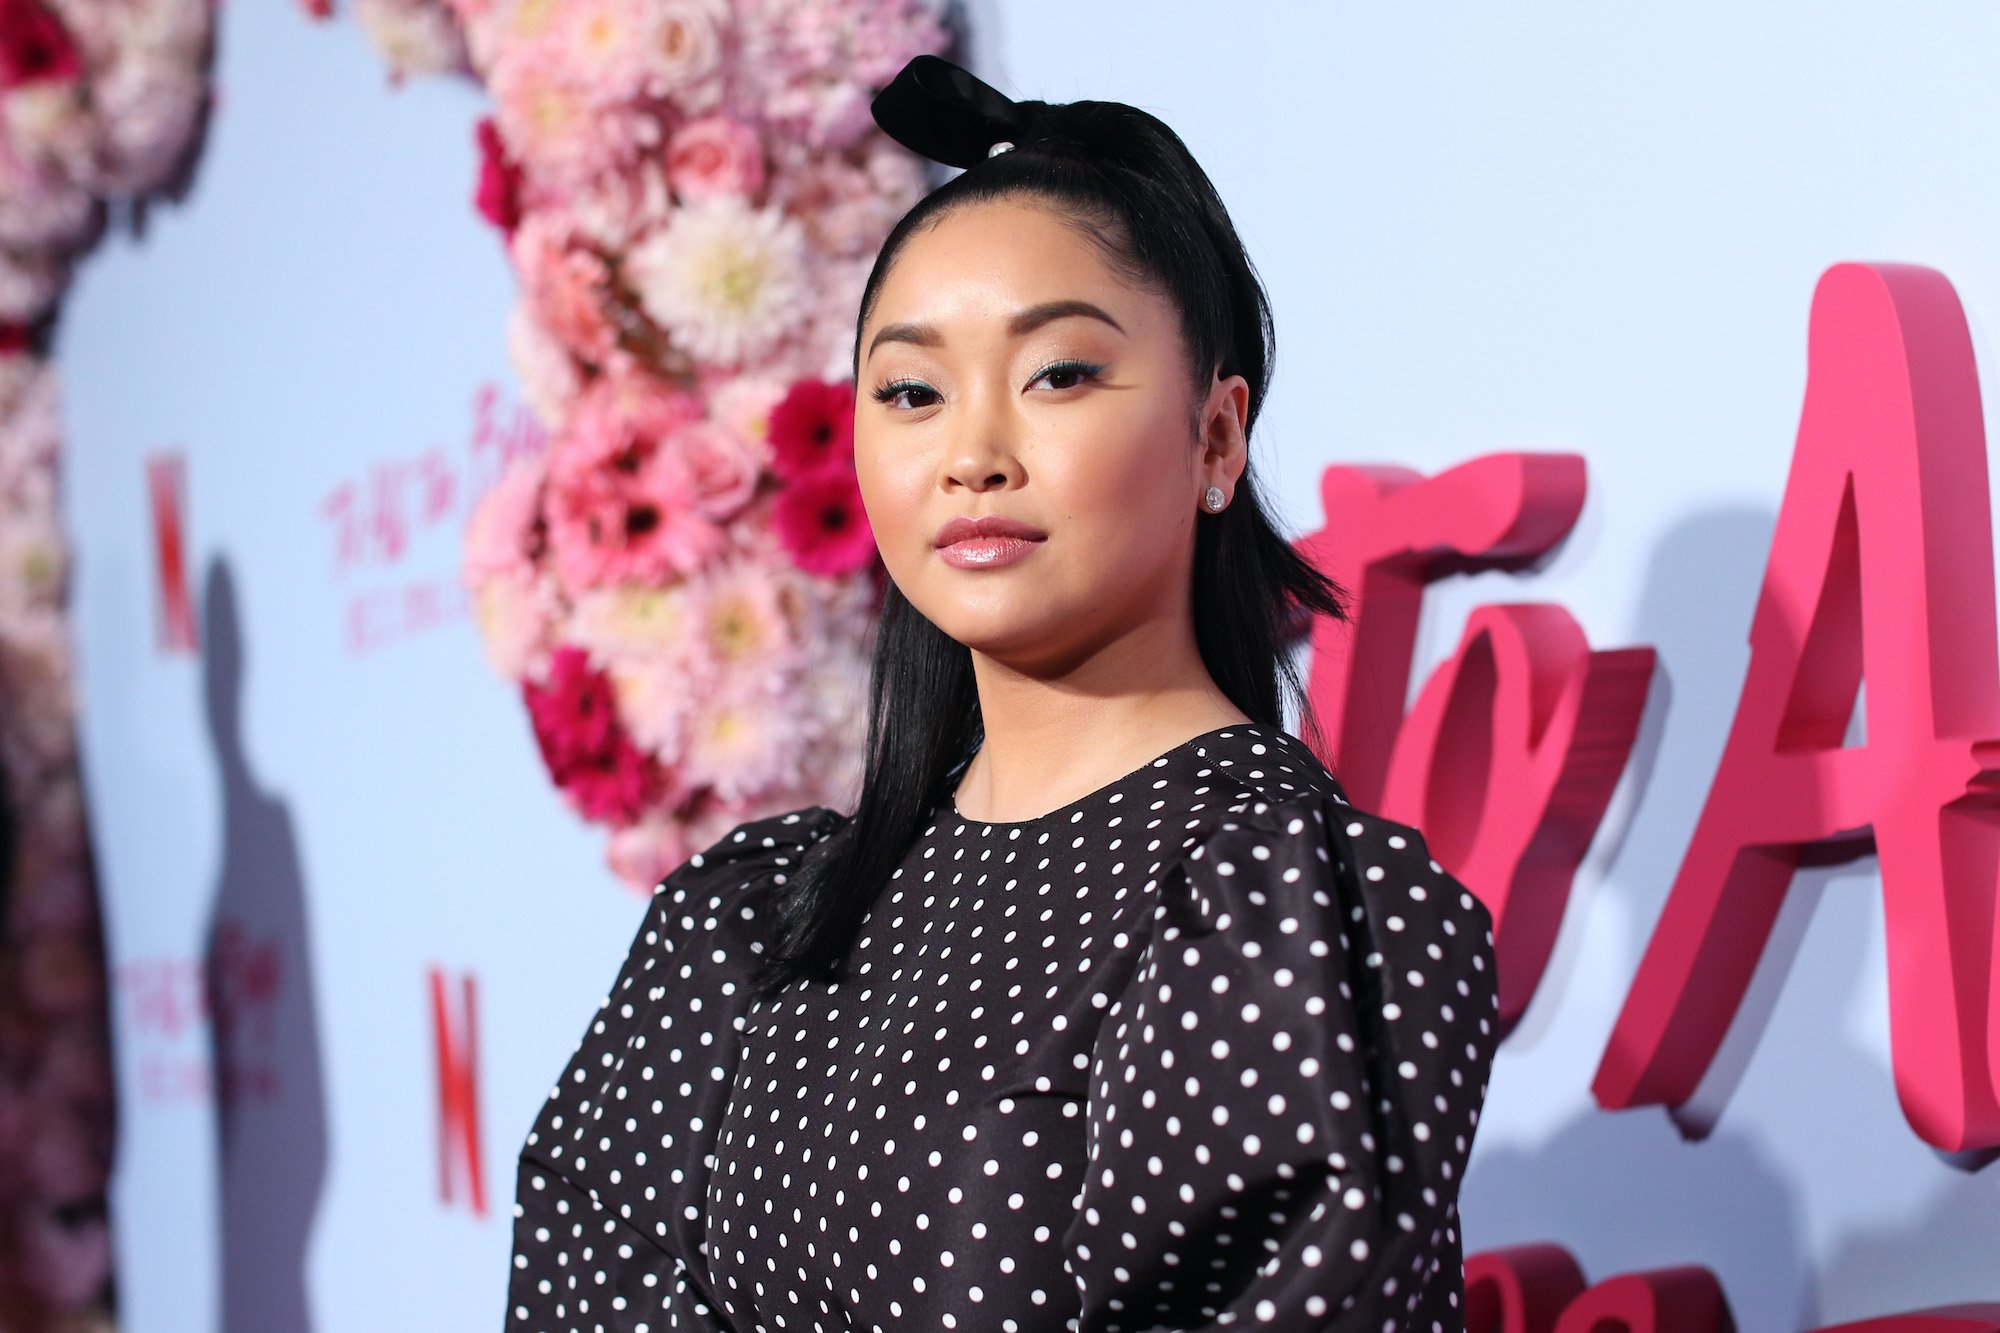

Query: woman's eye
867 361 1103 411
1034 359 1105 391
869 380 938 410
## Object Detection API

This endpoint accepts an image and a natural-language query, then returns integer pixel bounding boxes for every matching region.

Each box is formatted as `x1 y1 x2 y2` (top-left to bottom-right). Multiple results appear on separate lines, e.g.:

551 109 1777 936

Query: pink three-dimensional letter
1592 262 2000 1153
1296 456 1654 1034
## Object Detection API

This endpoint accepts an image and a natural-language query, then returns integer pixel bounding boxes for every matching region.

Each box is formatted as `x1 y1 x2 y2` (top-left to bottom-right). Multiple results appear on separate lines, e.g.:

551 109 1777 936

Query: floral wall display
326 0 956 890
0 0 219 1327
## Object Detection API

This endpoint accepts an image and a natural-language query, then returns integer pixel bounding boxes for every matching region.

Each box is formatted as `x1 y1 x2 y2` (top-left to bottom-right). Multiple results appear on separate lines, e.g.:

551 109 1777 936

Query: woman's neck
952 624 1248 820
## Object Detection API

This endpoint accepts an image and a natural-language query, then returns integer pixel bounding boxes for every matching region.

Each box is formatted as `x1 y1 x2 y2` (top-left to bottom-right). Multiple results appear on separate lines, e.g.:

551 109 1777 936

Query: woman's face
854 196 1248 672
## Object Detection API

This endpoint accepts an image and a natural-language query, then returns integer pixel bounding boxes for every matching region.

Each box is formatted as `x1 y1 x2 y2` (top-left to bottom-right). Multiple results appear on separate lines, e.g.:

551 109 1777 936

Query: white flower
623 197 810 369
354 0 471 83
638 0 727 104
94 66 206 194
680 672 804 806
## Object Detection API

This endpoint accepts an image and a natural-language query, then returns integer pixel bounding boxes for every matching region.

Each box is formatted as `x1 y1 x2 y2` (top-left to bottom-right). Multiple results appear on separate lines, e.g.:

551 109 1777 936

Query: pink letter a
1594 262 2000 1152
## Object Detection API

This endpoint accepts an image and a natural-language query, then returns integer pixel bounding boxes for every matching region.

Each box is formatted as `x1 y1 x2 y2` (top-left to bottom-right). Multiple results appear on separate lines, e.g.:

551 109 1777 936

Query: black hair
747 91 1348 1002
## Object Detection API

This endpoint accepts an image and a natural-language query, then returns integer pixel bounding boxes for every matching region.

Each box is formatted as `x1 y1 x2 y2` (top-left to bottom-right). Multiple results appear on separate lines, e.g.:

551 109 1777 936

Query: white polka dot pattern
503 723 1498 1332
1065 792 1495 1330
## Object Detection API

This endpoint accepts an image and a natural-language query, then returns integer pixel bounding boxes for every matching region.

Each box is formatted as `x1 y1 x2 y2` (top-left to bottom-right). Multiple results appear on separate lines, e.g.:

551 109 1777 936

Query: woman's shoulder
657 802 849 896
1172 775 1497 966
640 802 850 956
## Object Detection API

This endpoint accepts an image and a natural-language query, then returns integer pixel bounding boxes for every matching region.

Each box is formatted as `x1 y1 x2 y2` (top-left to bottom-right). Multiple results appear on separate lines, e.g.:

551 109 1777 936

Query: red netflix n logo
429 966 486 1216
146 451 197 655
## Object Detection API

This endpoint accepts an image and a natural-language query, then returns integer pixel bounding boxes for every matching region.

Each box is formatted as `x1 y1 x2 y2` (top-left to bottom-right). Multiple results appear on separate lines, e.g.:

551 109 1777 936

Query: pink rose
680 421 760 520
510 213 619 365
665 115 764 202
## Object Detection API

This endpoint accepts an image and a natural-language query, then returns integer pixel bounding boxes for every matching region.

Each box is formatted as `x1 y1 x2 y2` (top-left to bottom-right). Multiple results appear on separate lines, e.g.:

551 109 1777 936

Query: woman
506 54 1498 1333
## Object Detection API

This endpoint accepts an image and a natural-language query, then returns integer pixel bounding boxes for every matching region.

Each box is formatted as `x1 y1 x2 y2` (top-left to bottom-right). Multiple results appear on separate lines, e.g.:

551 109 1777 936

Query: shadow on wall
1463 505 1810 1333
199 556 327 1333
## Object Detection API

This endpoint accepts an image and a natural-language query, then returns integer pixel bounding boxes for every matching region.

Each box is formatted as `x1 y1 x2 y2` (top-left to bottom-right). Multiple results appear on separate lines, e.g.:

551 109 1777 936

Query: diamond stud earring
1203 485 1226 512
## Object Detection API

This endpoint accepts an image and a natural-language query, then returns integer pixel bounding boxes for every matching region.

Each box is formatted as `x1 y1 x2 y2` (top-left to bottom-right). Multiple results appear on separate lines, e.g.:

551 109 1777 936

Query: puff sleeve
504 804 847 1332
1063 791 1498 1331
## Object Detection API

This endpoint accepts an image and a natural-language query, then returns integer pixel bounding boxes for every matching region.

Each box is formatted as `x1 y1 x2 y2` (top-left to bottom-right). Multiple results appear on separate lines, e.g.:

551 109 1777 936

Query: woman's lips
936 535 1042 569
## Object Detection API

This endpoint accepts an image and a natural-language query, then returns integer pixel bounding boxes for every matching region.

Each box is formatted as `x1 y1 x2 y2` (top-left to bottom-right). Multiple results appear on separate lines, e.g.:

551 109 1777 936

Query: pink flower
541 374 733 591
510 212 619 366
474 115 523 234
545 445 727 592
679 670 808 806
606 815 696 894
704 373 784 468
473 573 559 681
679 420 760 520
604 650 694 761
665 115 765 202
523 645 662 824
766 378 853 481
768 145 921 259
556 0 658 103
639 0 725 106
576 371 704 457
506 301 582 428
461 455 546 587
489 47 648 193
0 0 81 90
682 552 795 690
773 465 875 577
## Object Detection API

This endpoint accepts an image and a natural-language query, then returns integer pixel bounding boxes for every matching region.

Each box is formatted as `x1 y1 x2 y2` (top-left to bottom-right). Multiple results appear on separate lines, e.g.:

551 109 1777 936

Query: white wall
970 2 2000 1326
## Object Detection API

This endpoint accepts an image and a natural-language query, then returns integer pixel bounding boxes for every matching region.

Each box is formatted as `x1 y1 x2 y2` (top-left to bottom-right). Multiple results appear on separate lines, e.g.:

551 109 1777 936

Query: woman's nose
943 384 1022 491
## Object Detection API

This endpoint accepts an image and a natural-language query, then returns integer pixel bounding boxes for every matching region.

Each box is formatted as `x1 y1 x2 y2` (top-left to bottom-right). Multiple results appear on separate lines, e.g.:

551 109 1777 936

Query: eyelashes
868 359 1108 410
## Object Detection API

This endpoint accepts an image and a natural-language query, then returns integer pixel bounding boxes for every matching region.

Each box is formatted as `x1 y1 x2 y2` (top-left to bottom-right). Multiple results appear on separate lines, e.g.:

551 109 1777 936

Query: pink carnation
665 115 765 202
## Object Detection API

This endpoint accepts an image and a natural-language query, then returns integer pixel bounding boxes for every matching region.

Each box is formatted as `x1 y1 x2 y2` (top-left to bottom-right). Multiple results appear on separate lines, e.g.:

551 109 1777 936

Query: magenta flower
523 646 661 824
766 378 854 481
0 0 81 90
774 465 875 577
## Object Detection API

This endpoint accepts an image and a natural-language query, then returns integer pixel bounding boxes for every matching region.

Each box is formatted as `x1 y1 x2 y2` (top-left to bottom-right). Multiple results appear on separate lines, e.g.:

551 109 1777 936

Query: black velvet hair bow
871 54 1037 170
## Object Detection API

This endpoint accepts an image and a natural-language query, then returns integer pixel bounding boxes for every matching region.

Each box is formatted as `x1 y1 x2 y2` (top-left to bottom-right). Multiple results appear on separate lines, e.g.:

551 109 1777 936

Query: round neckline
946 720 1281 829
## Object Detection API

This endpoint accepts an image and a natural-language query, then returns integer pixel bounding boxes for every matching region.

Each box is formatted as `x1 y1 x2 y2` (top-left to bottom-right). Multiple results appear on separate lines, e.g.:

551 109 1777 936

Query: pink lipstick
933 514 1048 570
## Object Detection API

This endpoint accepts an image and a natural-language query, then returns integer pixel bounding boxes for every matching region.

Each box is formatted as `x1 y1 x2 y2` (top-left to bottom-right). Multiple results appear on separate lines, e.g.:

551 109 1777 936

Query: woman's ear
1198 368 1250 491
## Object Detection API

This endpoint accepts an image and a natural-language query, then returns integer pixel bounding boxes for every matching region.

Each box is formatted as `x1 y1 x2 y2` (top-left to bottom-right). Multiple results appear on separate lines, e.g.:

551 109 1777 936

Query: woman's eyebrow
865 299 1125 361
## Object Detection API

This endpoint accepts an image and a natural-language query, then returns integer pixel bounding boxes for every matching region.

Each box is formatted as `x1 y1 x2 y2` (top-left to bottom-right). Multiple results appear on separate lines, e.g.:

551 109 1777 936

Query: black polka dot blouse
505 721 1498 1332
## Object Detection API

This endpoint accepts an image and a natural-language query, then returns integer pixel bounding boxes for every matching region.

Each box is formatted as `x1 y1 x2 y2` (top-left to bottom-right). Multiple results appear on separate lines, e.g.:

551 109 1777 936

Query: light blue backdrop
60 1 2000 1329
